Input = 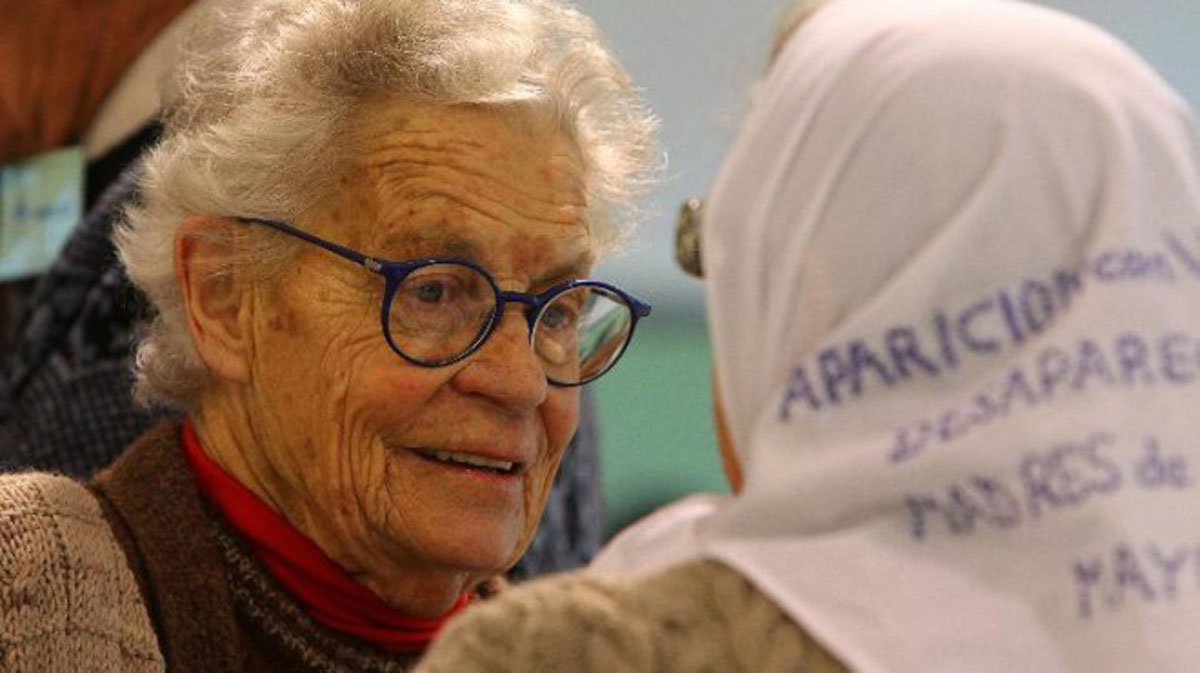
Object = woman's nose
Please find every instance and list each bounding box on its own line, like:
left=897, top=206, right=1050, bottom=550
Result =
left=450, top=309, right=547, bottom=410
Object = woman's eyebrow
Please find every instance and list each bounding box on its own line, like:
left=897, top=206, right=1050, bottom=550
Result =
left=382, top=230, right=483, bottom=260
left=532, top=251, right=593, bottom=288
left=381, top=228, right=591, bottom=284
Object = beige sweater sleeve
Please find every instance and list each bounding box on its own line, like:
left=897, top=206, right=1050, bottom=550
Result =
left=0, top=472, right=163, bottom=673
left=416, top=560, right=851, bottom=673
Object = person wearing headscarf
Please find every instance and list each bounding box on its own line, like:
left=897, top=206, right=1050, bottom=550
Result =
left=0, top=0, right=657, bottom=670
left=413, top=0, right=1200, bottom=671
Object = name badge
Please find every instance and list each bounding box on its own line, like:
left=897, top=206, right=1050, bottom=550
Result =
left=0, top=146, right=84, bottom=282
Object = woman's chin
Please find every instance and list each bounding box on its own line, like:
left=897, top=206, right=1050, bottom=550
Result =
left=372, top=446, right=532, bottom=574
left=366, top=506, right=525, bottom=585
left=418, top=522, right=524, bottom=576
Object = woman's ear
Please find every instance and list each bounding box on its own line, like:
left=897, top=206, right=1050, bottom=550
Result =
left=175, top=216, right=252, bottom=384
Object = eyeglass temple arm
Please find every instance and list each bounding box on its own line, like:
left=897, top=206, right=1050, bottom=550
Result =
left=630, top=297, right=652, bottom=317
left=240, top=217, right=384, bottom=273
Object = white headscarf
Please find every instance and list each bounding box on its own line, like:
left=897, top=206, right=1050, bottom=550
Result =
left=592, top=0, right=1200, bottom=671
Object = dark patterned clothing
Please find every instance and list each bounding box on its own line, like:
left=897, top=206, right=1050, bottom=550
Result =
left=213, top=527, right=422, bottom=672
left=0, top=165, right=170, bottom=478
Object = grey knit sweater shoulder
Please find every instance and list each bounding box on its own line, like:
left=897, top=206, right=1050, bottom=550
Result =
left=0, top=472, right=163, bottom=672
left=414, top=559, right=852, bottom=673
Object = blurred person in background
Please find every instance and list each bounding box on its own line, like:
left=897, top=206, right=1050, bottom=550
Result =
left=414, top=0, right=1200, bottom=671
left=0, top=0, right=656, bottom=670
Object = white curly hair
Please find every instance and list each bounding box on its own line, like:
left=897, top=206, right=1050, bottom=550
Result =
left=116, top=0, right=659, bottom=407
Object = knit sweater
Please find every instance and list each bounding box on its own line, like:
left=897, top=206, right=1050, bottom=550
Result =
left=0, top=472, right=162, bottom=672
left=0, top=422, right=429, bottom=671
left=414, top=559, right=853, bottom=673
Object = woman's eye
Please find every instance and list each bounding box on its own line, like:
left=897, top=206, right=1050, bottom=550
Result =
left=414, top=281, right=448, bottom=303
left=403, top=274, right=467, bottom=306
left=542, top=305, right=578, bottom=329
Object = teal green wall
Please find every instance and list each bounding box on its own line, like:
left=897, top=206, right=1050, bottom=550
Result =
left=592, top=315, right=728, bottom=536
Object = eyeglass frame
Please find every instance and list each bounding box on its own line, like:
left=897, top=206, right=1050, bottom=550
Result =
left=235, top=216, right=652, bottom=387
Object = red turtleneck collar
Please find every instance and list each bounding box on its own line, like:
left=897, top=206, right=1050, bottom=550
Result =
left=180, top=420, right=468, bottom=653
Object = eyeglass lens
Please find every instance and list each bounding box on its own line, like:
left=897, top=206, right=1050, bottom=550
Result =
left=385, top=263, right=634, bottom=384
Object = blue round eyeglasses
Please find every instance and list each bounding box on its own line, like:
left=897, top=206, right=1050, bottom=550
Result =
left=238, top=217, right=651, bottom=386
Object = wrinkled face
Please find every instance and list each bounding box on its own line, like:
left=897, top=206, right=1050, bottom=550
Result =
left=242, top=101, right=588, bottom=605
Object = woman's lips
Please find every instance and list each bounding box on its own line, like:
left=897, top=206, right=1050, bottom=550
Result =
left=410, top=447, right=525, bottom=476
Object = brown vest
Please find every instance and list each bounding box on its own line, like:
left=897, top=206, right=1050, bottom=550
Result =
left=93, top=421, right=422, bottom=672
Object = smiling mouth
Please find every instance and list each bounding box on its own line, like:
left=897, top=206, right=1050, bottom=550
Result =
left=414, top=449, right=522, bottom=476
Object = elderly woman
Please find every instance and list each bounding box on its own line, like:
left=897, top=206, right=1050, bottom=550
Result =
left=0, top=0, right=655, bottom=670
left=412, top=0, right=1200, bottom=671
